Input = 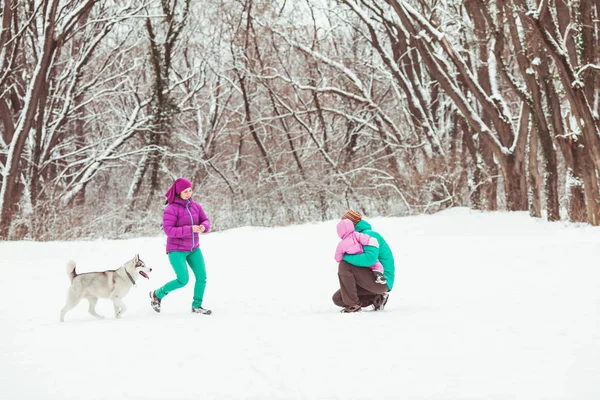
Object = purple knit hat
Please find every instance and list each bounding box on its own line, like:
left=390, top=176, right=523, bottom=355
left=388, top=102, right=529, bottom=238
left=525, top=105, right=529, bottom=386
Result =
left=165, top=178, right=192, bottom=204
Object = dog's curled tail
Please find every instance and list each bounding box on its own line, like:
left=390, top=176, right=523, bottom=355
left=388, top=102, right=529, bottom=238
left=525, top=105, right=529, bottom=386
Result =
left=66, top=259, right=77, bottom=282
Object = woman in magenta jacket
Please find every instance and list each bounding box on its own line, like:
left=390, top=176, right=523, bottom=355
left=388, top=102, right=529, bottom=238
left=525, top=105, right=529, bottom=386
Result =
left=149, top=178, right=212, bottom=315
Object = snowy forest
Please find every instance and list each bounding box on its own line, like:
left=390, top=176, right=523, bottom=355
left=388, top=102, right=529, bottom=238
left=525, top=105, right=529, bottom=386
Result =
left=1, top=0, right=600, bottom=240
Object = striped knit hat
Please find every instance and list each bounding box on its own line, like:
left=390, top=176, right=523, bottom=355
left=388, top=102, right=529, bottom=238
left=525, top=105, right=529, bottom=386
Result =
left=342, top=209, right=362, bottom=224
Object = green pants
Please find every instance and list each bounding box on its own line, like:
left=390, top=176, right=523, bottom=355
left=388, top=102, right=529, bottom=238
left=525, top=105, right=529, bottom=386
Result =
left=156, top=248, right=207, bottom=308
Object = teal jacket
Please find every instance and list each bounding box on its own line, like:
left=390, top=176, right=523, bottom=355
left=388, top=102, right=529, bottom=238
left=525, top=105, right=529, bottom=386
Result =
left=343, top=220, right=395, bottom=290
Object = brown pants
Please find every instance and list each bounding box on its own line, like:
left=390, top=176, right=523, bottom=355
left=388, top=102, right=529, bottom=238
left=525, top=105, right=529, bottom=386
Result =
left=332, top=261, right=389, bottom=307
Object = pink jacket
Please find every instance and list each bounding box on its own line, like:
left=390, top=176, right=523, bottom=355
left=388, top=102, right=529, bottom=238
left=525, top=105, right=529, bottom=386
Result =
left=335, top=219, right=383, bottom=272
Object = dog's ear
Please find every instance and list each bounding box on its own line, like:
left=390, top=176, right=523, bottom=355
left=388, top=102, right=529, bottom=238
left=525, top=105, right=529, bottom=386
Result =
left=134, top=253, right=139, bottom=262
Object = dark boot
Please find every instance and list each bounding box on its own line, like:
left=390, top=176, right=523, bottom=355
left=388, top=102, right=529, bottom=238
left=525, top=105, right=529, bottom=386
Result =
left=340, top=304, right=362, bottom=313
left=372, top=292, right=389, bottom=311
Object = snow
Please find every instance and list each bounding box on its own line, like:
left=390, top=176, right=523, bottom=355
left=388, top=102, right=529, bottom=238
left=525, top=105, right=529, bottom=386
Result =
left=1, top=208, right=599, bottom=400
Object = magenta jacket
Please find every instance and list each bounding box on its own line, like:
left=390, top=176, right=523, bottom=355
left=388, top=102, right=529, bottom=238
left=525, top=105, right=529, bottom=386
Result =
left=163, top=197, right=210, bottom=253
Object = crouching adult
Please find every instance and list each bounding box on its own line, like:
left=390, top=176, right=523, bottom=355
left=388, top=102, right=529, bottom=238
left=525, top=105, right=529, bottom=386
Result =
left=332, top=210, right=395, bottom=313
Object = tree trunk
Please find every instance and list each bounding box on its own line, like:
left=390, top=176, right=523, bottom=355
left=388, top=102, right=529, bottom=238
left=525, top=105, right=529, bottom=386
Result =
left=500, top=153, right=528, bottom=211
left=0, top=1, right=60, bottom=238
left=527, top=110, right=542, bottom=218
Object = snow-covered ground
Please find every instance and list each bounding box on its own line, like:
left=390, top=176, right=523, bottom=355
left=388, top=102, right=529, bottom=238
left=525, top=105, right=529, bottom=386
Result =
left=1, top=208, right=599, bottom=400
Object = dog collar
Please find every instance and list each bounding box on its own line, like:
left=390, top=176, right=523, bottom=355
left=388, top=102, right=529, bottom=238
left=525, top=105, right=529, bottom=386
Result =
left=125, top=269, right=136, bottom=287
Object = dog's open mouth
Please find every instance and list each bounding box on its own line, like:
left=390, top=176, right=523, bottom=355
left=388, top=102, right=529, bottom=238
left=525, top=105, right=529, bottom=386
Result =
left=139, top=271, right=150, bottom=279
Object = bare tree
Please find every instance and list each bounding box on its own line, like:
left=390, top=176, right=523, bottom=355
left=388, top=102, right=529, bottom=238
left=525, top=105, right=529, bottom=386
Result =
left=3, top=0, right=600, bottom=239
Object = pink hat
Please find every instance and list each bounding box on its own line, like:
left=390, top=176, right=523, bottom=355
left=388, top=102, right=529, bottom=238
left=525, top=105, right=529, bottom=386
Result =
left=165, top=178, right=192, bottom=204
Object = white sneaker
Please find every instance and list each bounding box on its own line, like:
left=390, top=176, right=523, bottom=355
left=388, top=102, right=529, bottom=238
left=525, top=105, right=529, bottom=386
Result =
left=191, top=306, right=212, bottom=315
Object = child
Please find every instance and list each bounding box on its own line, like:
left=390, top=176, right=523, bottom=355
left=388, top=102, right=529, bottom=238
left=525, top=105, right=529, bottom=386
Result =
left=335, top=218, right=387, bottom=285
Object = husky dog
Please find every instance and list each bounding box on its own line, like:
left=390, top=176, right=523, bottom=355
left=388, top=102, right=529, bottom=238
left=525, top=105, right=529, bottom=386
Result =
left=60, top=254, right=152, bottom=322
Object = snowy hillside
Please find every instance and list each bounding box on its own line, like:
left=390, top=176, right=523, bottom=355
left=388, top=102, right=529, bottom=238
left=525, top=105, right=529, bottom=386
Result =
left=1, top=208, right=599, bottom=400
